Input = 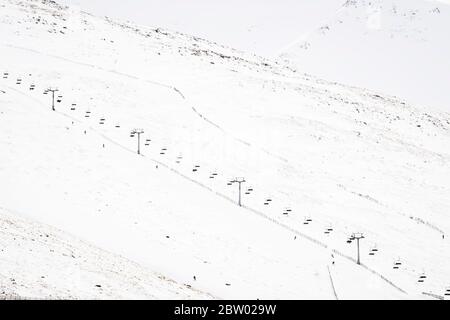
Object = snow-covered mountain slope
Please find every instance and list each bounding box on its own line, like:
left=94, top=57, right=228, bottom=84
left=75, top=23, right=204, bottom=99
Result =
left=279, top=0, right=450, bottom=112
left=0, top=207, right=211, bottom=299
left=0, top=0, right=449, bottom=299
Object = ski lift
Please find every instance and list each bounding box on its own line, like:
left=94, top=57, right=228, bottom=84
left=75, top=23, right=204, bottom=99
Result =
left=192, top=168, right=198, bottom=172
left=264, top=202, right=269, bottom=205
left=29, top=84, right=35, bottom=90
left=369, top=246, right=378, bottom=256
left=115, top=125, right=120, bottom=128
left=445, top=288, right=450, bottom=296
left=393, top=260, right=402, bottom=269
left=418, top=274, right=427, bottom=283
left=324, top=226, right=333, bottom=234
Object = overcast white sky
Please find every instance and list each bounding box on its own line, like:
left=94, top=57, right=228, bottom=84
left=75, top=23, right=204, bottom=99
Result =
left=58, top=0, right=343, bottom=57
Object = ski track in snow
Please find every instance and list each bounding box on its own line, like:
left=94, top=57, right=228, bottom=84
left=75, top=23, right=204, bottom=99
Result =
left=327, top=266, right=339, bottom=300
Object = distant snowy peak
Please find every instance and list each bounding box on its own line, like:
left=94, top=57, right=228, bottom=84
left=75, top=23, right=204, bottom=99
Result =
left=278, top=0, right=450, bottom=111
left=282, top=0, right=447, bottom=54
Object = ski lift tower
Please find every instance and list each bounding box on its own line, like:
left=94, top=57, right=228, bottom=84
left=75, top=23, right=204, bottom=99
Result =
left=47, top=87, right=58, bottom=111
left=230, top=177, right=246, bottom=207
left=349, top=232, right=365, bottom=265
left=130, top=128, right=144, bottom=155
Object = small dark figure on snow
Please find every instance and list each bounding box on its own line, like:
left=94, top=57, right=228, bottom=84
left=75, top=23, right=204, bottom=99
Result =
left=193, top=276, right=196, bottom=281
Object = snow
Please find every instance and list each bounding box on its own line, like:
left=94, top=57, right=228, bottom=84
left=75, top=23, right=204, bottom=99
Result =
left=0, top=0, right=449, bottom=299
left=0, top=207, right=212, bottom=299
